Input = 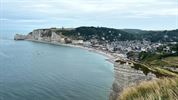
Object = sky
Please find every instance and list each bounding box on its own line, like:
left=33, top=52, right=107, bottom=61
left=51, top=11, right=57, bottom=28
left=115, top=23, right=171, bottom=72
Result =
left=0, top=0, right=178, bottom=35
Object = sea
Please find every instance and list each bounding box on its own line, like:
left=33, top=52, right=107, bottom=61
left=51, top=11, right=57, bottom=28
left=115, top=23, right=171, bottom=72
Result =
left=0, top=36, right=113, bottom=100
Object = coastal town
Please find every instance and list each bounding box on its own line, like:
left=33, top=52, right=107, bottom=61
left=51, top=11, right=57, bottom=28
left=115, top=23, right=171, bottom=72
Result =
left=2, top=0, right=178, bottom=99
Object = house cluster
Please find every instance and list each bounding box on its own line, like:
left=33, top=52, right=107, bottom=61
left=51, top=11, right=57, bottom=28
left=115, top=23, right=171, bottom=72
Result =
left=106, top=40, right=152, bottom=53
left=73, top=39, right=177, bottom=59
left=155, top=42, right=178, bottom=54
left=79, top=40, right=153, bottom=54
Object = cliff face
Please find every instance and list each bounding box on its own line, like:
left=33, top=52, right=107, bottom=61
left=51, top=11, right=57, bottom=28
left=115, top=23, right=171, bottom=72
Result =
left=51, top=32, right=62, bottom=42
left=25, top=29, right=66, bottom=43
left=109, top=62, right=156, bottom=100
left=30, top=29, right=52, bottom=41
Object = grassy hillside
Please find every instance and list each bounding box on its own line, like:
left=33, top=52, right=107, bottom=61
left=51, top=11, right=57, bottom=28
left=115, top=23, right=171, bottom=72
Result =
left=119, top=77, right=178, bottom=100
left=139, top=53, right=178, bottom=68
left=120, top=50, right=178, bottom=100
left=138, top=43, right=178, bottom=69
left=132, top=62, right=178, bottom=77
left=163, top=57, right=178, bottom=67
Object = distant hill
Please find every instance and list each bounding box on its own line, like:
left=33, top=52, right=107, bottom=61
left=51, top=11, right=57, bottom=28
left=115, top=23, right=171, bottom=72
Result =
left=141, top=29, right=178, bottom=42
left=121, top=29, right=146, bottom=34
left=54, top=26, right=136, bottom=42
left=122, top=29, right=178, bottom=42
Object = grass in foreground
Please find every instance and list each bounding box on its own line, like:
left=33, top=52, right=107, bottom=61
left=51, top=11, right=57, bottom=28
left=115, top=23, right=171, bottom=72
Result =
left=119, top=77, right=178, bottom=100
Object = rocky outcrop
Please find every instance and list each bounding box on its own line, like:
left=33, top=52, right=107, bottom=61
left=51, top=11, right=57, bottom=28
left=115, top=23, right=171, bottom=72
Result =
left=24, top=29, right=72, bottom=44
left=15, top=28, right=81, bottom=45
left=14, top=34, right=27, bottom=40
left=109, top=62, right=156, bottom=100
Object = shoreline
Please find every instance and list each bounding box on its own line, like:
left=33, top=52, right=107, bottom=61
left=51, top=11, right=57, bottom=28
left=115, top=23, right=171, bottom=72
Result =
left=26, top=39, right=117, bottom=64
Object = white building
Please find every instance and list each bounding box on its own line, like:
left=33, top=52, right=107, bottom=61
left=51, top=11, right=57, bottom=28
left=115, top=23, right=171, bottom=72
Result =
left=72, top=40, right=84, bottom=44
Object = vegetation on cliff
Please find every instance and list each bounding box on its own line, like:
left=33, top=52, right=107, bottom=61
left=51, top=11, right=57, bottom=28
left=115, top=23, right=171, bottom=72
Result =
left=53, top=27, right=178, bottom=42
left=55, top=27, right=135, bottom=41
left=122, top=29, right=178, bottom=42
left=138, top=44, right=178, bottom=69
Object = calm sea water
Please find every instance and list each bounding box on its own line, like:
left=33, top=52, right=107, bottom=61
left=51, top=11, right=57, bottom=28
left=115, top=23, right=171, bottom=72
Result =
left=0, top=39, right=113, bottom=100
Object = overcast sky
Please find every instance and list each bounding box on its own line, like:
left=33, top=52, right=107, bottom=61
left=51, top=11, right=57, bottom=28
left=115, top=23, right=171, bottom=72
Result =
left=0, top=0, right=178, bottom=34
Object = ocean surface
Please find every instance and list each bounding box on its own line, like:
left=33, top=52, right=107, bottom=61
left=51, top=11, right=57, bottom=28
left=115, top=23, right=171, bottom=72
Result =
left=0, top=39, right=113, bottom=100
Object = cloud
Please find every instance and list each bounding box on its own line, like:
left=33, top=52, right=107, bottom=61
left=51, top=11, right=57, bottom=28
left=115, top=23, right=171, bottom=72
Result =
left=15, top=19, right=46, bottom=23
left=0, top=18, right=46, bottom=23
left=1, top=0, right=178, bottom=30
left=6, top=0, right=177, bottom=16
left=0, top=18, right=9, bottom=21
